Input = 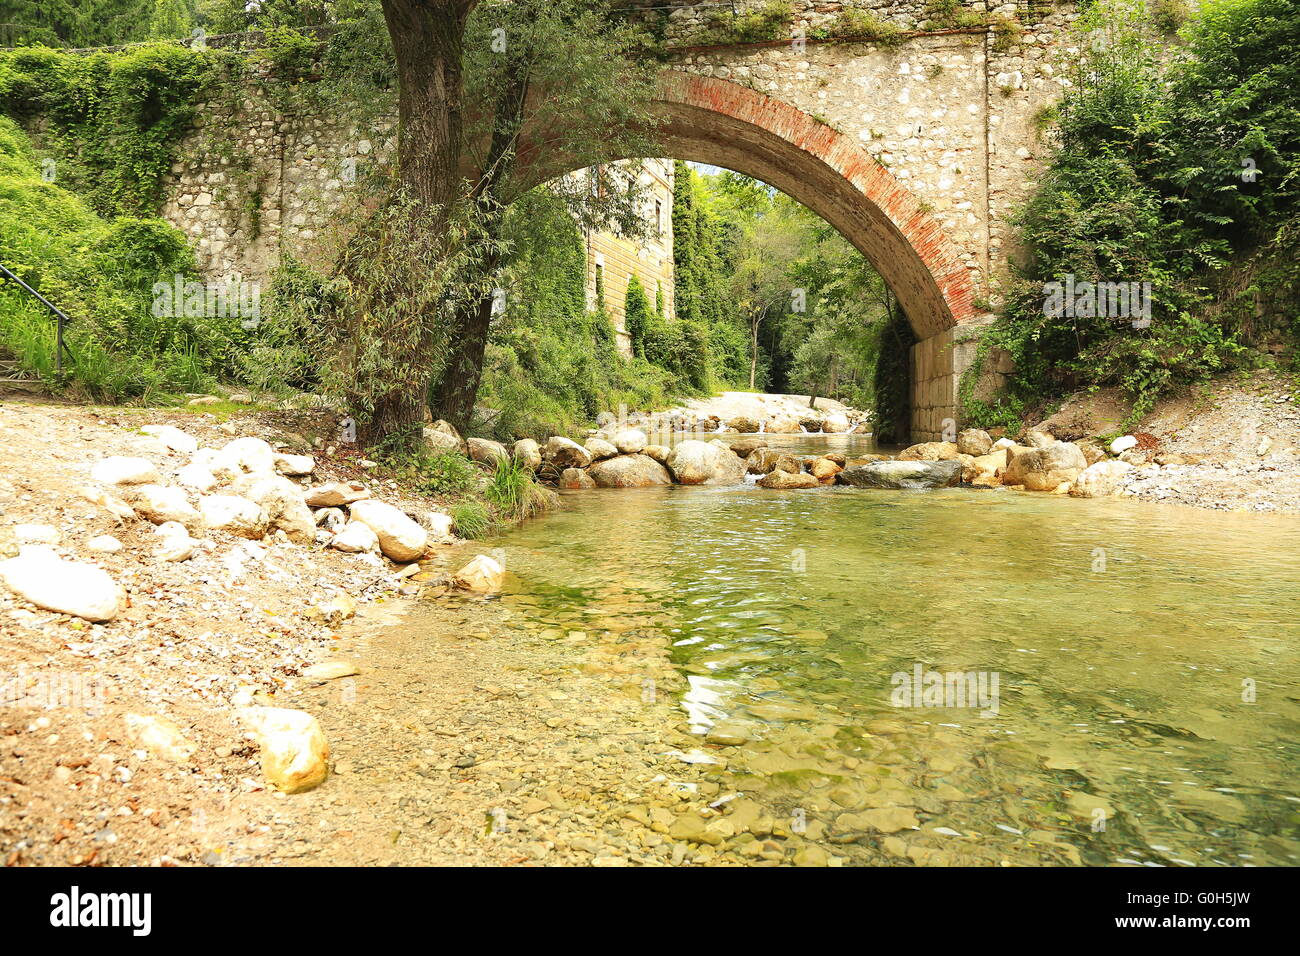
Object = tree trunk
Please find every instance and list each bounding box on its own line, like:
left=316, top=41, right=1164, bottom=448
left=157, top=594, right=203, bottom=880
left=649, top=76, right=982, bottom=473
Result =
left=358, top=1, right=475, bottom=450
left=430, top=39, right=531, bottom=433
left=749, top=319, right=759, bottom=390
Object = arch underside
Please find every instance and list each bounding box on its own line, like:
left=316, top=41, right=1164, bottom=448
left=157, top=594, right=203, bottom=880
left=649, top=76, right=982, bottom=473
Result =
left=654, top=102, right=963, bottom=341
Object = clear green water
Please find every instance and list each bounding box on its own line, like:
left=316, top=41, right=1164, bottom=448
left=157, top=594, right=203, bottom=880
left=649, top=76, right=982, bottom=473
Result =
left=482, top=451, right=1300, bottom=865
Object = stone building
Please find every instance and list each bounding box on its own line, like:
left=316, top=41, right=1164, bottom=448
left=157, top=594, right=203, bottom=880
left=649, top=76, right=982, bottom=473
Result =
left=581, top=159, right=677, bottom=358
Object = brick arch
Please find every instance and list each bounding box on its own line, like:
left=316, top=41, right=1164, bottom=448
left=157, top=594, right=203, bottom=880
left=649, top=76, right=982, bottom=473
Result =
left=648, top=71, right=976, bottom=341
left=517, top=70, right=978, bottom=439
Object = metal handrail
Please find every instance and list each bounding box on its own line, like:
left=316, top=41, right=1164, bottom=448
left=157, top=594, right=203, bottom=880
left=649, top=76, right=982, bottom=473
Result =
left=0, top=263, right=75, bottom=375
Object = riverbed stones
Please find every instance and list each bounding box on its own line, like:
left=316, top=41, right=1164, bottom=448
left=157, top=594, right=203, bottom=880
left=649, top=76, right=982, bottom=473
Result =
left=642, top=445, right=670, bottom=464
left=544, top=436, right=593, bottom=470
left=1110, top=434, right=1139, bottom=455
left=239, top=707, right=330, bottom=794
left=467, top=437, right=509, bottom=468
left=1069, top=459, right=1133, bottom=498
left=1002, top=441, right=1087, bottom=492
left=86, top=534, right=123, bottom=553
left=126, top=485, right=202, bottom=531
left=91, top=456, right=161, bottom=486
left=0, top=547, right=123, bottom=622
left=199, top=494, right=268, bottom=538
left=585, top=436, right=619, bottom=461
left=512, top=439, right=542, bottom=470
left=330, top=520, right=379, bottom=553
left=758, top=469, right=819, bottom=489
left=212, top=436, right=277, bottom=477
left=154, top=522, right=198, bottom=562
left=140, top=424, right=199, bottom=454
left=558, top=467, right=596, bottom=489
left=125, top=713, right=195, bottom=762
left=837, top=460, right=963, bottom=490
left=956, top=428, right=993, bottom=457
left=177, top=462, right=218, bottom=492
left=453, top=553, right=504, bottom=593
left=612, top=428, right=648, bottom=454
left=897, top=441, right=959, bottom=461
left=587, top=454, right=673, bottom=487
left=1024, top=430, right=1056, bottom=448
left=273, top=452, right=315, bottom=476
left=821, top=411, right=850, bottom=433
left=304, top=481, right=370, bottom=507
left=729, top=416, right=760, bottom=433
left=230, top=473, right=315, bottom=544
left=348, top=499, right=428, bottom=562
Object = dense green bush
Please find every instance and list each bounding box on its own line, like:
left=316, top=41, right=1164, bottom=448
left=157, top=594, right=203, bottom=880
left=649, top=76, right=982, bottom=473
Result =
left=0, top=43, right=220, bottom=217
left=0, top=116, right=282, bottom=401
left=966, top=0, right=1300, bottom=425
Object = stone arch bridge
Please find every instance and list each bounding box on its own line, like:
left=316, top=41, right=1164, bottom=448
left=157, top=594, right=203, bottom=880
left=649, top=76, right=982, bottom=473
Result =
left=164, top=1, right=1080, bottom=440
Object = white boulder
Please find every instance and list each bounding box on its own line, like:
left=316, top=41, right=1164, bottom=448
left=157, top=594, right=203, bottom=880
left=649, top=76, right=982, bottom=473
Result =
left=330, top=520, right=379, bottom=553
left=140, top=424, right=198, bottom=454
left=91, top=456, right=160, bottom=486
left=0, top=547, right=123, bottom=622
left=453, top=553, right=504, bottom=593
left=239, top=707, right=330, bottom=794
left=199, top=494, right=269, bottom=539
left=347, top=500, right=428, bottom=562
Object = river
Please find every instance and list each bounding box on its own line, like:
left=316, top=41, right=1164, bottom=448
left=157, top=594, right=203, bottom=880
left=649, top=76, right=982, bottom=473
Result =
left=465, top=433, right=1300, bottom=866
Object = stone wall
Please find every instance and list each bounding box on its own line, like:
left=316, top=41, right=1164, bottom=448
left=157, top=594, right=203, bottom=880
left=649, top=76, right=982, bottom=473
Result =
left=156, top=1, right=1086, bottom=439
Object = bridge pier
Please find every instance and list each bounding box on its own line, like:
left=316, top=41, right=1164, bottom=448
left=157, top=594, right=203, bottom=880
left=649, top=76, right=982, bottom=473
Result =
left=909, top=318, right=1005, bottom=442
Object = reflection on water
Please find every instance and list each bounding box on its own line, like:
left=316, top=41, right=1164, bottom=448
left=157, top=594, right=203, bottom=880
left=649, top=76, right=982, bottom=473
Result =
left=484, top=475, right=1300, bottom=866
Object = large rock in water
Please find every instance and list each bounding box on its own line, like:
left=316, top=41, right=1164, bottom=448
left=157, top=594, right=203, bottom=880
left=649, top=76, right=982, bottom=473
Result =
left=612, top=429, right=648, bottom=454
left=758, top=469, right=819, bottom=489
left=821, top=411, right=850, bottom=433
left=587, top=454, right=673, bottom=487
left=558, top=467, right=595, bottom=489
left=665, top=440, right=745, bottom=485
left=453, top=553, right=504, bottom=593
left=1002, top=441, right=1087, bottom=491
left=585, top=436, right=619, bottom=461
left=837, top=460, right=963, bottom=490
left=347, top=500, right=428, bottom=562
left=729, top=416, right=760, bottom=433
left=0, top=547, right=123, bottom=621
left=897, top=441, right=959, bottom=461
left=544, top=436, right=592, bottom=470
left=765, top=415, right=802, bottom=434
left=745, top=447, right=798, bottom=475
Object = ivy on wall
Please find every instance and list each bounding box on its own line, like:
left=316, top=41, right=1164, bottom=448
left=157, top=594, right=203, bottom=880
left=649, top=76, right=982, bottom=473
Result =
left=0, top=43, right=223, bottom=217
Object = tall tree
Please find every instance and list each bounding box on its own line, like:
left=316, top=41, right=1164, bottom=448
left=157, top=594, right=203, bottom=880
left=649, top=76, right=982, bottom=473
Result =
left=422, top=0, right=658, bottom=433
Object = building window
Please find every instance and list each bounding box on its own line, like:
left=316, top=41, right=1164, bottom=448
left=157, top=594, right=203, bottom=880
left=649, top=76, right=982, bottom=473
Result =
left=654, top=199, right=663, bottom=236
